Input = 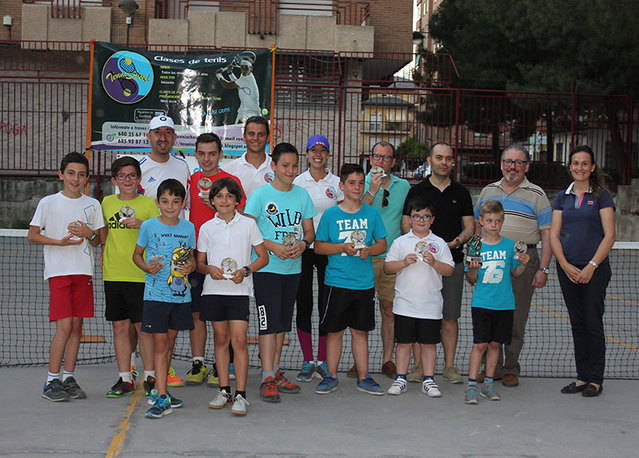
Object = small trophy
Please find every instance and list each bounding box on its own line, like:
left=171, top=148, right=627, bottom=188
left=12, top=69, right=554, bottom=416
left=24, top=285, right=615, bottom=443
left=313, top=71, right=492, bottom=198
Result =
left=282, top=232, right=297, bottom=248
left=370, top=166, right=387, bottom=178
left=147, top=255, right=165, bottom=267
left=221, top=257, right=238, bottom=279
left=67, top=220, right=83, bottom=240
left=415, top=241, right=428, bottom=262
left=118, top=205, right=135, bottom=220
left=514, top=240, right=527, bottom=260
left=464, top=235, right=483, bottom=266
left=198, top=177, right=213, bottom=199
left=350, top=229, right=367, bottom=250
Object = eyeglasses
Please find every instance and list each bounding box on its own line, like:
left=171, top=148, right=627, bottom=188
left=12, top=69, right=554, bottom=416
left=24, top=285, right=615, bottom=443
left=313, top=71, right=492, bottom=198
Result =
left=116, top=173, right=138, bottom=181
left=382, top=189, right=390, bottom=207
left=410, top=214, right=433, bottom=222
left=502, top=159, right=528, bottom=168
left=372, top=153, right=393, bottom=162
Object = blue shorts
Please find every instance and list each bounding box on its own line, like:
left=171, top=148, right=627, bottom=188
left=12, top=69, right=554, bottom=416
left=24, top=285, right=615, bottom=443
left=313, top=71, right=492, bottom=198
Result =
left=141, top=300, right=194, bottom=333
left=253, top=272, right=300, bottom=335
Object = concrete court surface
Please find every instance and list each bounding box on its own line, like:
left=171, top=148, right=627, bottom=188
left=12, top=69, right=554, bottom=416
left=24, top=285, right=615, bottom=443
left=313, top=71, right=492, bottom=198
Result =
left=1, top=362, right=636, bottom=458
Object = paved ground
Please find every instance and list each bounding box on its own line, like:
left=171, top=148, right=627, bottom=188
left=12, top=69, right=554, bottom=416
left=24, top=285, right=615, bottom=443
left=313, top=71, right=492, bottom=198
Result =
left=1, top=362, right=637, bottom=457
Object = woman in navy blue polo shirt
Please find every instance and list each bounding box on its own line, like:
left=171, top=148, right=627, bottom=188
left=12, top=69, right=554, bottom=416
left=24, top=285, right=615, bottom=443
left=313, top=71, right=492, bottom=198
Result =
left=550, top=145, right=615, bottom=397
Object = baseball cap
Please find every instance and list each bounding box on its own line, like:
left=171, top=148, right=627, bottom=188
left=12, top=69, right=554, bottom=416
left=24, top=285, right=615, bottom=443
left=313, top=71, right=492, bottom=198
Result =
left=148, top=115, right=175, bottom=132
left=306, top=134, right=330, bottom=152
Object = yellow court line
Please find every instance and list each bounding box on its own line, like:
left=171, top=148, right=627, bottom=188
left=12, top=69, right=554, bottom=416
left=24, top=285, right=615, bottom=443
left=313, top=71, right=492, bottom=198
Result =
left=532, top=303, right=639, bottom=352
left=608, top=294, right=639, bottom=307
left=105, top=384, right=144, bottom=458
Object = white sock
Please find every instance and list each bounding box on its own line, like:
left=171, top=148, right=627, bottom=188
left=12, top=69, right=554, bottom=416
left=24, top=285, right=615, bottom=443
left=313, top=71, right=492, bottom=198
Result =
left=62, top=371, right=73, bottom=381
left=47, top=372, right=59, bottom=383
left=144, top=370, right=156, bottom=379
left=193, top=356, right=204, bottom=363
left=120, top=371, right=132, bottom=383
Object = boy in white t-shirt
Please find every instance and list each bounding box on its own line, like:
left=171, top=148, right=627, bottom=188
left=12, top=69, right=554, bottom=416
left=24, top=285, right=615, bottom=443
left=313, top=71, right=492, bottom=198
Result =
left=196, top=177, right=268, bottom=416
left=28, top=152, right=105, bottom=402
left=383, top=198, right=454, bottom=397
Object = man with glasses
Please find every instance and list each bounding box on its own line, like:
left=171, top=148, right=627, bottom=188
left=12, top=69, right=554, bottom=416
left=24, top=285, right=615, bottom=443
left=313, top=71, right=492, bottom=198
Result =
left=474, top=144, right=552, bottom=387
left=354, top=141, right=410, bottom=379
left=400, top=142, right=475, bottom=384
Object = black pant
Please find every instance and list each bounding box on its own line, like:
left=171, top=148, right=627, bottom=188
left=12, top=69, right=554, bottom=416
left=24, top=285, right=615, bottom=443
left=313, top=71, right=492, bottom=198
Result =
left=296, top=248, right=328, bottom=336
left=557, top=261, right=611, bottom=385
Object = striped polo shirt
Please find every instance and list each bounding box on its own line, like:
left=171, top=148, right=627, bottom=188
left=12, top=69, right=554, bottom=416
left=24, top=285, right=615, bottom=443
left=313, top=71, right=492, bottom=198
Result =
left=474, top=177, right=552, bottom=244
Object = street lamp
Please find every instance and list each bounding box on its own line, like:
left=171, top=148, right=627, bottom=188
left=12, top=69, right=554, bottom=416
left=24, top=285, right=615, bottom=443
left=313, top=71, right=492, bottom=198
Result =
left=118, top=0, right=138, bottom=45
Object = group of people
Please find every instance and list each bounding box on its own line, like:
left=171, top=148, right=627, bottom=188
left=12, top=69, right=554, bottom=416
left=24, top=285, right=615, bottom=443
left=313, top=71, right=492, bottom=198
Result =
left=29, top=113, right=615, bottom=419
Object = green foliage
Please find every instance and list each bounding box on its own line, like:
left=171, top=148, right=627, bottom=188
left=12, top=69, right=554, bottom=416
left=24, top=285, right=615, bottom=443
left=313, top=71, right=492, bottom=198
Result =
left=396, top=137, right=428, bottom=159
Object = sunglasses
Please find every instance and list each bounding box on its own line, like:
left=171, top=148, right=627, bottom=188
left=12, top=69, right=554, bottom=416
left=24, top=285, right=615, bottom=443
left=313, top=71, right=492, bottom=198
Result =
left=382, top=189, right=390, bottom=207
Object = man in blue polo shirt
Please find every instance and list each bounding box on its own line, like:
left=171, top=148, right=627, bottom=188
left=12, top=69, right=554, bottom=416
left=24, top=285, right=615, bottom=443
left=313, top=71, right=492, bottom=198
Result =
left=359, top=141, right=410, bottom=378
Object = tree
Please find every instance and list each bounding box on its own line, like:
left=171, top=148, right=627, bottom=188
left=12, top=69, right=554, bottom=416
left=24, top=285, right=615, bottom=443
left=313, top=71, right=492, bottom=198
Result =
left=429, top=0, right=639, bottom=175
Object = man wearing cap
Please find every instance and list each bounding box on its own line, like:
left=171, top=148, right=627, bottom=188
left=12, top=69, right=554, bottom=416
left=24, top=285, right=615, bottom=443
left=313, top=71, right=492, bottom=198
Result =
left=400, top=142, right=475, bottom=384
left=292, top=135, right=343, bottom=382
left=140, top=115, right=190, bottom=199
left=222, top=116, right=272, bottom=198
left=357, top=141, right=410, bottom=378
left=474, top=144, right=552, bottom=387
left=216, top=52, right=261, bottom=124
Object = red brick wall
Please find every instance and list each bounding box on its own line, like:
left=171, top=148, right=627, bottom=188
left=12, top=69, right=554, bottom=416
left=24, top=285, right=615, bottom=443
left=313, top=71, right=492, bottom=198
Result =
left=367, top=0, right=413, bottom=53
left=0, top=0, right=23, bottom=40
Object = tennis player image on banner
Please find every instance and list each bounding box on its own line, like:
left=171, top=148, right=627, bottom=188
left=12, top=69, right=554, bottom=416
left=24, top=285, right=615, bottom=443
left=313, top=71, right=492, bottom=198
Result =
left=90, top=42, right=273, bottom=157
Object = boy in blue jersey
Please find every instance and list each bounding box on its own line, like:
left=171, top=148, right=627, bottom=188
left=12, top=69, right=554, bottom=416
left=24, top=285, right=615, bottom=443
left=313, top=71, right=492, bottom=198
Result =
left=464, top=200, right=529, bottom=404
left=244, top=142, right=316, bottom=403
left=133, top=179, right=196, bottom=418
left=314, top=163, right=387, bottom=396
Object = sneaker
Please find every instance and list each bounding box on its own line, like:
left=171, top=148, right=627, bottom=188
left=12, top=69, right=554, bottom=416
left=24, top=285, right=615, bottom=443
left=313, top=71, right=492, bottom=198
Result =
left=387, top=377, right=407, bottom=395
left=442, top=366, right=464, bottom=384
left=167, top=391, right=184, bottom=408
left=315, top=361, right=328, bottom=379
left=464, top=386, right=479, bottom=405
left=208, top=389, right=232, bottom=409
left=422, top=379, right=442, bottom=398
left=296, top=361, right=316, bottom=382
left=229, top=363, right=236, bottom=381
left=315, top=374, right=339, bottom=394
left=207, top=365, right=220, bottom=387
left=147, top=388, right=159, bottom=406
left=145, top=394, right=172, bottom=419
left=144, top=375, right=156, bottom=398
left=106, top=377, right=135, bottom=398
left=407, top=365, right=423, bottom=383
left=62, top=377, right=87, bottom=399
left=260, top=376, right=281, bottom=403
left=167, top=366, right=185, bottom=387
left=346, top=363, right=358, bottom=378
left=381, top=360, right=397, bottom=379
left=275, top=369, right=301, bottom=394
left=186, top=360, right=208, bottom=385
left=130, top=365, right=139, bottom=384
left=42, top=379, right=70, bottom=402
left=356, top=374, right=384, bottom=396
left=231, top=393, right=250, bottom=416
left=480, top=383, right=501, bottom=401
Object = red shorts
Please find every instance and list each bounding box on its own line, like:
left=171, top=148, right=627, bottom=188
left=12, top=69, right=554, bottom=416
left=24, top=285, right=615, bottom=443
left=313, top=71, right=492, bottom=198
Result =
left=48, top=275, right=95, bottom=321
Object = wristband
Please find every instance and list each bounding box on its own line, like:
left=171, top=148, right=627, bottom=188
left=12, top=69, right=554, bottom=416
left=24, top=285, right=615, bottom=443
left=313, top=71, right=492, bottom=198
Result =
left=366, top=190, right=376, bottom=198
left=303, top=239, right=311, bottom=249
left=588, top=260, right=598, bottom=268
left=87, top=231, right=97, bottom=242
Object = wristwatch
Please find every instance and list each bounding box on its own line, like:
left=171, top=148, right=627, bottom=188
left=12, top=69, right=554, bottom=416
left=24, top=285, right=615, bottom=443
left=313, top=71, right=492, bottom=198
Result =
left=87, top=231, right=97, bottom=242
left=242, top=266, right=251, bottom=277
left=539, top=267, right=550, bottom=275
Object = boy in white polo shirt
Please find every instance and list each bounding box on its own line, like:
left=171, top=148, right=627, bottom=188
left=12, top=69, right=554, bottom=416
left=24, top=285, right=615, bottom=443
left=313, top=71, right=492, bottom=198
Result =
left=383, top=197, right=454, bottom=397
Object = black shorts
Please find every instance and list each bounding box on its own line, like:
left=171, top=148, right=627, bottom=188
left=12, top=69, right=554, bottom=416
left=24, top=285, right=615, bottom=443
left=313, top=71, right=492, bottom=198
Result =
left=200, top=295, right=250, bottom=322
left=471, top=307, right=513, bottom=344
left=104, top=281, right=145, bottom=323
left=394, top=314, right=441, bottom=345
left=321, top=286, right=375, bottom=333
left=141, top=300, right=194, bottom=334
left=189, top=271, right=205, bottom=313
left=253, top=272, right=300, bottom=335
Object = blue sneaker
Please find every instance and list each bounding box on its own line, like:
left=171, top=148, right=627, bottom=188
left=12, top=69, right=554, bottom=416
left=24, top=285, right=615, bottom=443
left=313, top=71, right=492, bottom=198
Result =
left=229, top=362, right=236, bottom=381
left=167, top=391, right=184, bottom=408
left=145, top=394, right=172, bottom=419
left=147, top=388, right=159, bottom=406
left=357, top=374, right=384, bottom=396
left=315, top=361, right=328, bottom=379
left=296, top=361, right=316, bottom=382
left=315, top=374, right=339, bottom=394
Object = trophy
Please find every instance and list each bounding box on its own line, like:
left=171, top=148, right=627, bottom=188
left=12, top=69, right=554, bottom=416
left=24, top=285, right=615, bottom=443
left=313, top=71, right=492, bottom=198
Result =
left=172, top=247, right=193, bottom=266
left=370, top=166, right=387, bottom=178
left=147, top=255, right=165, bottom=267
left=350, top=229, right=367, bottom=250
left=221, top=257, right=238, bottom=279
left=198, top=177, right=213, bottom=199
left=464, top=235, right=483, bottom=266
left=67, top=220, right=83, bottom=240
left=118, top=205, right=135, bottom=220
left=415, top=241, right=428, bottom=262
left=514, top=240, right=527, bottom=260
left=282, top=232, right=297, bottom=248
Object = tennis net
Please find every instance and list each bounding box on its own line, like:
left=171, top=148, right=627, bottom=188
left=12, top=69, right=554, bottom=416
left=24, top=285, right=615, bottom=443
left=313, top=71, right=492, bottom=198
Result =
left=1, top=229, right=637, bottom=379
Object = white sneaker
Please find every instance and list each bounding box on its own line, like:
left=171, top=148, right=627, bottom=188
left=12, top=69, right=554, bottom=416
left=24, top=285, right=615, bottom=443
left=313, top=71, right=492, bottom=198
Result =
left=208, top=389, right=231, bottom=409
left=231, top=393, right=249, bottom=416
left=422, top=378, right=442, bottom=397
left=387, top=377, right=407, bottom=395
